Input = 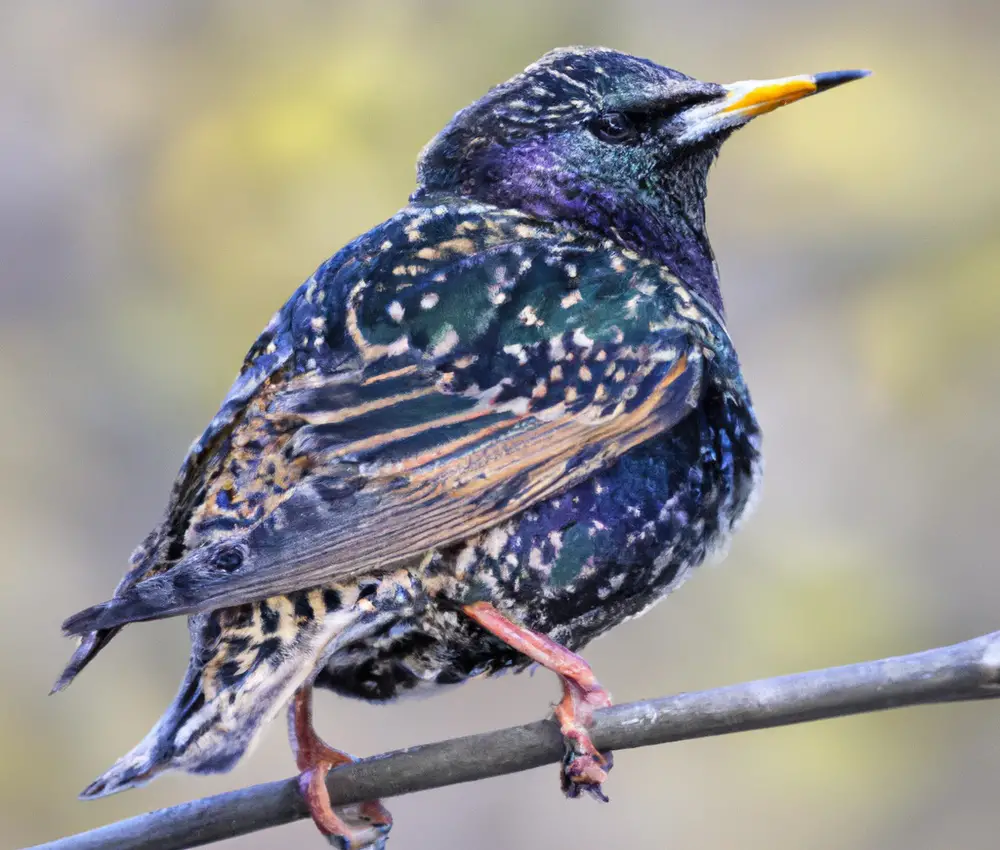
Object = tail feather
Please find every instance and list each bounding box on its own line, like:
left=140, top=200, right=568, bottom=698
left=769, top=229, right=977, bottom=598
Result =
left=50, top=628, right=121, bottom=694
left=74, top=581, right=404, bottom=801
left=79, top=736, right=165, bottom=799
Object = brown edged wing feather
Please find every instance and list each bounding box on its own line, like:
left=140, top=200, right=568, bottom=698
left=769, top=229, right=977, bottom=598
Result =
left=62, top=335, right=702, bottom=634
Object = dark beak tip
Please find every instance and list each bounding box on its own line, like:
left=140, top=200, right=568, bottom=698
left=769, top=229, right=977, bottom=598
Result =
left=814, top=69, right=873, bottom=91
left=80, top=779, right=106, bottom=799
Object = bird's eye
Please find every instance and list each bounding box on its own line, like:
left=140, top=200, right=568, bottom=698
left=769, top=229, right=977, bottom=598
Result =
left=588, top=112, right=638, bottom=144
left=212, top=546, right=244, bottom=572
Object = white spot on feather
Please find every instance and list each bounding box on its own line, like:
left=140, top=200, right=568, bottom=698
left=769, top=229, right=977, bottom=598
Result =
left=431, top=325, right=459, bottom=357
left=519, top=305, right=542, bottom=327
left=387, top=336, right=410, bottom=357
left=484, top=527, right=510, bottom=560
left=561, top=290, right=582, bottom=309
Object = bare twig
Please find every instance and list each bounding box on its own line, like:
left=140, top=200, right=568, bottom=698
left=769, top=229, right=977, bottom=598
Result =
left=26, top=631, right=1000, bottom=850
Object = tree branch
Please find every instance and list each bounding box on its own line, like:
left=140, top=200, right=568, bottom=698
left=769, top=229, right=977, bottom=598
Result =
left=27, top=631, right=1000, bottom=850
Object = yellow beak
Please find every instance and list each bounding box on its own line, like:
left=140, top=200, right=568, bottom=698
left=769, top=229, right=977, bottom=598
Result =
left=677, top=69, right=871, bottom=142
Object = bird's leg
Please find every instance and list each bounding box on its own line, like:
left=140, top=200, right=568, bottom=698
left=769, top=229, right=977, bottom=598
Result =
left=288, top=686, right=392, bottom=850
left=461, top=601, right=613, bottom=801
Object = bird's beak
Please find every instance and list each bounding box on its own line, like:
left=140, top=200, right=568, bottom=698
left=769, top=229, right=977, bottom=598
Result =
left=676, top=69, right=871, bottom=144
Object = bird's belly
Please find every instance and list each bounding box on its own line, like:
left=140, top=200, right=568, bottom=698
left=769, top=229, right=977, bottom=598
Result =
left=317, top=385, right=761, bottom=702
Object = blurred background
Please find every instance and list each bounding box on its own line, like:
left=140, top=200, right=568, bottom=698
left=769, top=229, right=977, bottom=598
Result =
left=3, top=1, right=999, bottom=848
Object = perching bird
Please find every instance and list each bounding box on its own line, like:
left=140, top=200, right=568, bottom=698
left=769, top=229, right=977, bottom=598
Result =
left=57, top=48, right=869, bottom=849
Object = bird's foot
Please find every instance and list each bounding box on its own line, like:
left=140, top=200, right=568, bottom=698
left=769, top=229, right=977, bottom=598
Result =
left=289, top=687, right=392, bottom=849
left=555, top=677, right=613, bottom=801
left=299, top=765, right=392, bottom=850
left=461, top=601, right=614, bottom=802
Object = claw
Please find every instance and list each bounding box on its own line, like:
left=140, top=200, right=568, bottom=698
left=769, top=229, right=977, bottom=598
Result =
left=562, top=748, right=613, bottom=801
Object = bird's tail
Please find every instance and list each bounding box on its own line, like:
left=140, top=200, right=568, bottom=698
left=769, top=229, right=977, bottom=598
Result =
left=77, top=584, right=399, bottom=799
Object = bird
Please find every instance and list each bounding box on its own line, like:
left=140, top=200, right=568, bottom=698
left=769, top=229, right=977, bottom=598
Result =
left=56, top=47, right=869, bottom=849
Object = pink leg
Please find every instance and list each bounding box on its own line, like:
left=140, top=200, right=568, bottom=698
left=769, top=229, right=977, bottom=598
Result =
left=462, top=601, right=613, bottom=800
left=289, top=686, right=392, bottom=849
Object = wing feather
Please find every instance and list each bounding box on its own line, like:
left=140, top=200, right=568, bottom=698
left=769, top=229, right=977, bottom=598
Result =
left=63, top=345, right=700, bottom=634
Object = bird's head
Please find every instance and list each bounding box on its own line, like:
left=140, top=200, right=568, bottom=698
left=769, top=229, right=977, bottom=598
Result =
left=416, top=47, right=868, bottom=313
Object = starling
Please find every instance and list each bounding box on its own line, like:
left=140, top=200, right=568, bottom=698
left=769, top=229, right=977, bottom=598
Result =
left=57, top=48, right=869, bottom=849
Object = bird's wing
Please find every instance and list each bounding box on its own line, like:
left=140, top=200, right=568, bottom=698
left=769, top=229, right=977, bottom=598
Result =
left=63, top=235, right=714, bottom=634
